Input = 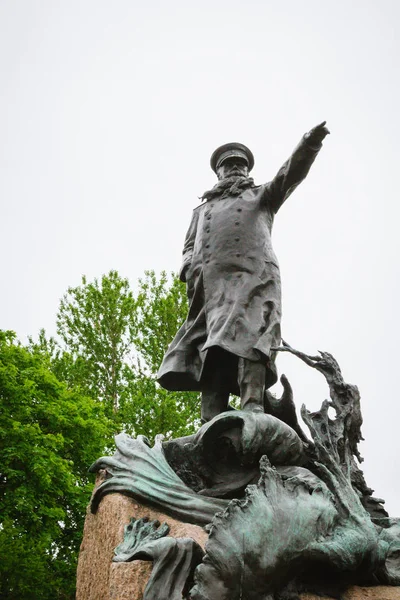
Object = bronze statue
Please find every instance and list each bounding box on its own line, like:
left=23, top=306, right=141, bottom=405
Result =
left=86, top=121, right=400, bottom=599
left=157, top=122, right=330, bottom=422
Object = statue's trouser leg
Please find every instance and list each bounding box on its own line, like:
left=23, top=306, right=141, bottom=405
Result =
left=238, top=358, right=266, bottom=413
left=200, top=348, right=237, bottom=422
left=201, top=386, right=230, bottom=423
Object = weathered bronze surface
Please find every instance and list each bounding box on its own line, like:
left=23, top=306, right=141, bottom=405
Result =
left=90, top=343, right=400, bottom=599
left=83, top=124, right=400, bottom=599
left=157, top=123, right=329, bottom=422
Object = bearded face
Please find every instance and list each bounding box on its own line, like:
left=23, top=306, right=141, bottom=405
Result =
left=216, top=157, right=249, bottom=181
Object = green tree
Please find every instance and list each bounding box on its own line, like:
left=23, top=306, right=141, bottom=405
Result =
left=131, top=270, right=189, bottom=372
left=56, top=271, right=136, bottom=416
left=0, top=331, right=112, bottom=600
left=38, top=270, right=200, bottom=440
left=123, top=270, right=200, bottom=438
left=0, top=270, right=200, bottom=598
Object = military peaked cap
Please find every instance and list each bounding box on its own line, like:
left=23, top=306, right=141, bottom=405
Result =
left=210, top=142, right=255, bottom=173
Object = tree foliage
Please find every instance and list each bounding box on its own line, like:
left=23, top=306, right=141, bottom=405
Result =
left=131, top=270, right=189, bottom=372
left=1, top=269, right=200, bottom=598
left=0, top=330, right=112, bottom=600
left=45, top=270, right=200, bottom=439
left=125, top=270, right=200, bottom=438
left=56, top=271, right=136, bottom=415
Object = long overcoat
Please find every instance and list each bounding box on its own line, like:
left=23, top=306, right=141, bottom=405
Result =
left=157, top=136, right=321, bottom=394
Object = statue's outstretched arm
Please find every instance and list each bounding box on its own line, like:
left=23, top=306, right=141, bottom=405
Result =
left=266, top=121, right=330, bottom=214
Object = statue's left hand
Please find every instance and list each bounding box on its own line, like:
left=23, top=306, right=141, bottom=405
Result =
left=305, top=121, right=330, bottom=145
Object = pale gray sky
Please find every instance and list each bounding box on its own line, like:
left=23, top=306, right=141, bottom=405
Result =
left=1, top=0, right=399, bottom=514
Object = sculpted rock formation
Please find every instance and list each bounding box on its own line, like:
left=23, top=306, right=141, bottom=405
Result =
left=87, top=343, right=400, bottom=599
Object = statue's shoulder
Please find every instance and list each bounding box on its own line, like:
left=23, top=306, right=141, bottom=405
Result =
left=246, top=182, right=265, bottom=191
left=243, top=183, right=268, bottom=197
left=252, top=183, right=264, bottom=193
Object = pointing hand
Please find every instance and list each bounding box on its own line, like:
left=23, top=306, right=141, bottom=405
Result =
left=305, top=121, right=330, bottom=145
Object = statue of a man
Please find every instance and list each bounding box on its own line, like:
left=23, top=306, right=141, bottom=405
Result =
left=157, top=122, right=329, bottom=422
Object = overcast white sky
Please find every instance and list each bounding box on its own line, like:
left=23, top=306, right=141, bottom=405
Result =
left=1, top=0, right=399, bottom=514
